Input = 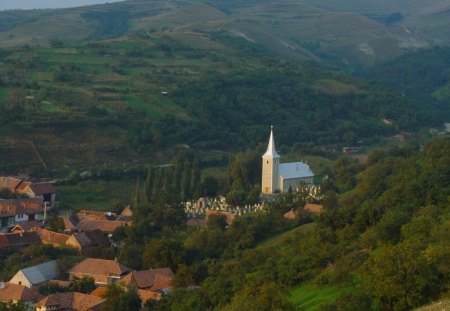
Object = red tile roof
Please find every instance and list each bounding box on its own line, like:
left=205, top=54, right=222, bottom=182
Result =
left=0, top=177, right=24, bottom=192
left=70, top=230, right=109, bottom=248
left=0, top=199, right=44, bottom=217
left=283, top=209, right=297, bottom=220
left=68, top=258, right=131, bottom=277
left=121, top=268, right=174, bottom=290
left=28, top=183, right=55, bottom=195
left=35, top=292, right=104, bottom=310
left=0, top=232, right=41, bottom=248
left=138, top=289, right=161, bottom=302
left=304, top=203, right=323, bottom=214
left=0, top=282, right=42, bottom=302
left=11, top=221, right=44, bottom=233
left=35, top=228, right=70, bottom=245
left=90, top=287, right=107, bottom=298
left=76, top=219, right=128, bottom=233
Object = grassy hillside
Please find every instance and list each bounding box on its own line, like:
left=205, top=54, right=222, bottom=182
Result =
left=0, top=0, right=450, bottom=67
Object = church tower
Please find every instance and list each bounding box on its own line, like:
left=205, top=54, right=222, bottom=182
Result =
left=262, top=126, right=280, bottom=194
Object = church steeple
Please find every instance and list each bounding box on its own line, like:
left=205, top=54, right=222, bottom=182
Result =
left=263, top=125, right=280, bottom=158
left=261, top=125, right=280, bottom=194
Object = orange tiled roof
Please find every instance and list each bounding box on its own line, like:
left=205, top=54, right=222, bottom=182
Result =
left=0, top=177, right=25, bottom=192
left=35, top=292, right=104, bottom=310
left=68, top=258, right=131, bottom=277
left=28, top=183, right=55, bottom=195
left=90, top=287, right=108, bottom=298
left=11, top=221, right=44, bottom=233
left=121, top=268, right=174, bottom=290
left=35, top=228, right=70, bottom=245
left=70, top=230, right=109, bottom=248
left=304, top=203, right=323, bottom=214
left=76, top=219, right=128, bottom=233
left=283, top=209, right=297, bottom=220
left=77, top=210, right=117, bottom=221
left=138, top=289, right=161, bottom=302
left=0, top=199, right=44, bottom=217
left=0, top=232, right=41, bottom=249
left=0, top=282, right=42, bottom=302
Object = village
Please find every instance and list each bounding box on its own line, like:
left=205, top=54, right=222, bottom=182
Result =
left=0, top=128, right=324, bottom=310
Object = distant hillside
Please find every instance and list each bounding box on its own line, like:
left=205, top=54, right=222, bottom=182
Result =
left=1, top=0, right=450, bottom=67
left=363, top=46, right=450, bottom=123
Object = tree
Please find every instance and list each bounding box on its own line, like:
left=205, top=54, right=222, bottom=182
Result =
left=222, top=281, right=295, bottom=311
left=47, top=216, right=65, bottom=232
left=361, top=240, right=440, bottom=310
left=100, top=284, right=141, bottom=311
left=144, top=164, right=154, bottom=203
left=143, top=238, right=185, bottom=271
left=191, top=159, right=201, bottom=199
left=70, top=277, right=95, bottom=294
left=181, top=159, right=191, bottom=201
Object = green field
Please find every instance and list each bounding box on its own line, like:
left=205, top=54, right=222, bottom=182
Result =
left=56, top=179, right=136, bottom=211
left=288, top=283, right=347, bottom=310
left=257, top=223, right=316, bottom=249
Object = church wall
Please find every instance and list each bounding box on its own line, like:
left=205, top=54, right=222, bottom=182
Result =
left=262, top=156, right=279, bottom=194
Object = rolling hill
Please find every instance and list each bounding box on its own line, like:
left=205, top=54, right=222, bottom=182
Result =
left=1, top=0, right=450, bottom=67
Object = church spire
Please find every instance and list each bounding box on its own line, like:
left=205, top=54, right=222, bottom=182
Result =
left=263, top=125, right=280, bottom=158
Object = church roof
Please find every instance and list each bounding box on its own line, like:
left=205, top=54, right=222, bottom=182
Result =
left=263, top=126, right=280, bottom=158
left=279, top=162, right=314, bottom=180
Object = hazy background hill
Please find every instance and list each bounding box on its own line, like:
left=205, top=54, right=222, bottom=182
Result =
left=1, top=0, right=450, bottom=67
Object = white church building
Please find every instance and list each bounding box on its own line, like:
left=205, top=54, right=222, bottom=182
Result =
left=262, top=126, right=314, bottom=194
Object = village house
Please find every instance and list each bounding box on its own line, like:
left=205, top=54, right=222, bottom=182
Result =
left=0, top=177, right=56, bottom=205
left=9, top=260, right=58, bottom=288
left=11, top=221, right=44, bottom=233
left=0, top=199, right=45, bottom=230
left=68, top=258, right=131, bottom=286
left=0, top=232, right=41, bottom=249
left=261, top=127, right=314, bottom=195
left=35, top=228, right=70, bottom=246
left=62, top=210, right=130, bottom=234
left=0, top=282, right=42, bottom=311
left=35, top=292, right=105, bottom=311
left=65, top=230, right=110, bottom=252
left=120, top=268, right=174, bottom=292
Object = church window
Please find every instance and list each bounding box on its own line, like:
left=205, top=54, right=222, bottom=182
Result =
left=266, top=160, right=269, bottom=164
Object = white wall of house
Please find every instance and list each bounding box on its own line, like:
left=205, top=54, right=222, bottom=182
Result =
left=14, top=214, right=29, bottom=223
left=10, top=271, right=33, bottom=288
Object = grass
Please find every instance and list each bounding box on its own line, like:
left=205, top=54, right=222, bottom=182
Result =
left=124, top=95, right=163, bottom=116
left=288, top=283, right=347, bottom=310
left=257, top=223, right=316, bottom=249
left=41, top=101, right=66, bottom=112
left=56, top=179, right=135, bottom=211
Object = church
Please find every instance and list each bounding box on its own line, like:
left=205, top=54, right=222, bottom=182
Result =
left=262, top=126, right=314, bottom=194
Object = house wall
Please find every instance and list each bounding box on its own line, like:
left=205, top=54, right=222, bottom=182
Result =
left=69, top=272, right=120, bottom=285
left=10, top=271, right=33, bottom=288
left=65, top=236, right=82, bottom=250
left=15, top=214, right=29, bottom=222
